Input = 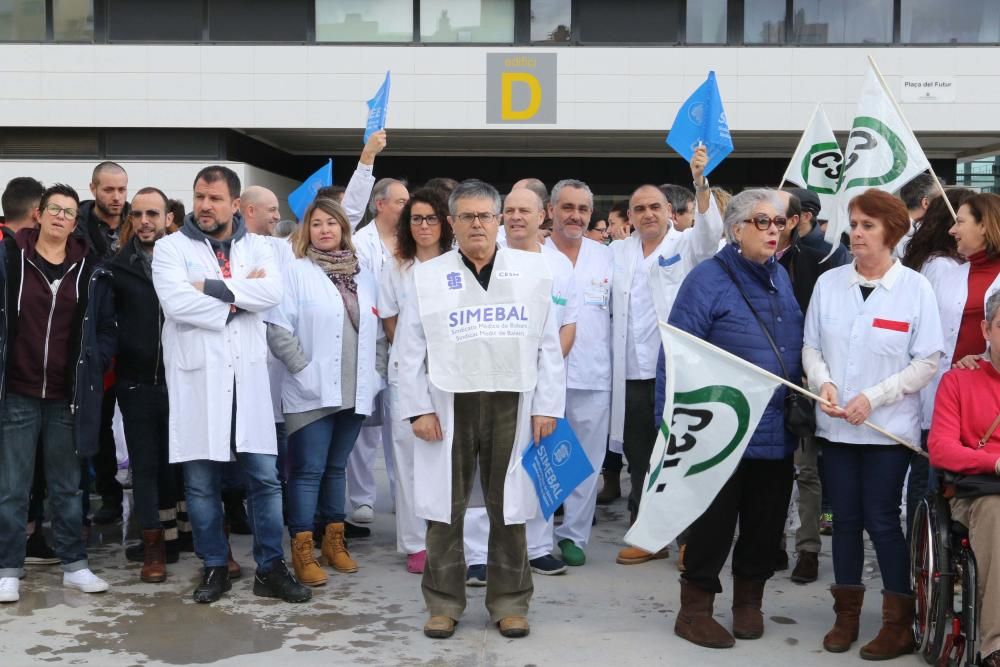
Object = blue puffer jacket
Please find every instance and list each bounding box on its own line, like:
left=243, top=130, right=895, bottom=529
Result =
left=656, top=243, right=804, bottom=459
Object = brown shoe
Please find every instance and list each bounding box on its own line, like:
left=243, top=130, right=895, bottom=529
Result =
left=616, top=545, right=669, bottom=565
left=497, top=616, right=530, bottom=638
left=291, top=532, right=327, bottom=587
left=982, top=650, right=1000, bottom=667
left=596, top=473, right=621, bottom=505
left=859, top=590, right=915, bottom=660
left=732, top=577, right=765, bottom=640
left=140, top=529, right=167, bottom=583
left=224, top=525, right=242, bottom=579
left=791, top=551, right=819, bottom=584
left=674, top=579, right=735, bottom=649
left=677, top=543, right=687, bottom=572
left=423, top=615, right=457, bottom=639
left=823, top=585, right=865, bottom=652
left=322, top=522, right=358, bottom=573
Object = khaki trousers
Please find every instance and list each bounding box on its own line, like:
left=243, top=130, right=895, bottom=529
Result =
left=421, top=391, right=532, bottom=623
left=951, top=494, right=1000, bottom=658
left=794, top=436, right=822, bottom=554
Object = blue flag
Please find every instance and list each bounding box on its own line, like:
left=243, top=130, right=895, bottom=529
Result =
left=364, top=71, right=391, bottom=143
left=288, top=159, right=332, bottom=222
left=521, top=419, right=595, bottom=520
left=666, top=71, right=733, bottom=177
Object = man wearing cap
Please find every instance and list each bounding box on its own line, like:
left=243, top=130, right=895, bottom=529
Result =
left=784, top=187, right=849, bottom=265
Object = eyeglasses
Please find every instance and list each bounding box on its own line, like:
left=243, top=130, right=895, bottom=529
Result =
left=744, top=215, right=788, bottom=231
left=454, top=212, right=498, bottom=225
left=128, top=209, right=162, bottom=220
left=409, top=214, right=440, bottom=227
left=44, top=204, right=78, bottom=221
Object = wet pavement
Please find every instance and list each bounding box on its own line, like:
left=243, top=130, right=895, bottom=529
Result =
left=2, top=464, right=918, bottom=667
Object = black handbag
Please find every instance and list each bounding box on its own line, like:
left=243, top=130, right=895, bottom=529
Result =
left=714, top=258, right=816, bottom=438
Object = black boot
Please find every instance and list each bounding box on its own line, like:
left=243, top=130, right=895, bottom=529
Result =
left=193, top=566, right=231, bottom=604
left=253, top=560, right=312, bottom=603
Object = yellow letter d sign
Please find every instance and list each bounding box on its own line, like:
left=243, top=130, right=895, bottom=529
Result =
left=501, top=72, right=542, bottom=121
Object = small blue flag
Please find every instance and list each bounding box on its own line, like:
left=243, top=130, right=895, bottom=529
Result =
left=288, top=159, right=333, bottom=222
left=521, top=419, right=595, bottom=520
left=364, top=71, right=391, bottom=143
left=666, top=71, right=733, bottom=177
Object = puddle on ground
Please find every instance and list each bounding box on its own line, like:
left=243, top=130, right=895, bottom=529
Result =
left=770, top=615, right=797, bottom=625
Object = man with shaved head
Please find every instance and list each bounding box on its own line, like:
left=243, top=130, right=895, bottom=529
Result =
left=240, top=186, right=281, bottom=237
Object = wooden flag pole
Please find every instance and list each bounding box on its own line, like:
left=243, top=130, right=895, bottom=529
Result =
left=866, top=54, right=958, bottom=222
left=777, top=102, right=823, bottom=190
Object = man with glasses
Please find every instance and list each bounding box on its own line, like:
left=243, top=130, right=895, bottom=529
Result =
left=611, top=147, right=724, bottom=566
left=0, top=184, right=117, bottom=603
left=396, top=179, right=565, bottom=639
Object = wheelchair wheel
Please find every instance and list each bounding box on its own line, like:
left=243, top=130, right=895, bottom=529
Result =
left=958, top=545, right=978, bottom=667
left=910, top=496, right=952, bottom=663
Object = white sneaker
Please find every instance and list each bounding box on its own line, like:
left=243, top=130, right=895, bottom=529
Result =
left=350, top=504, right=374, bottom=523
left=63, top=569, right=110, bottom=594
left=0, top=577, right=19, bottom=602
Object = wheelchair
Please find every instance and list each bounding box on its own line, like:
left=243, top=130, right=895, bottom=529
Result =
left=910, top=474, right=981, bottom=666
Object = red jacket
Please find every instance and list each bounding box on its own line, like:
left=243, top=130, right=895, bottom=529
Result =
left=929, top=359, right=1000, bottom=475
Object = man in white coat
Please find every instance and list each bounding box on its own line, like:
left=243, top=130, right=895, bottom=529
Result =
left=396, top=180, right=565, bottom=640
left=152, top=166, right=310, bottom=605
left=610, top=147, right=722, bottom=565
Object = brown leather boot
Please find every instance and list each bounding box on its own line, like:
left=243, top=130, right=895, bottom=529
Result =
left=322, top=522, right=358, bottom=573
left=291, top=532, right=327, bottom=587
left=859, top=590, right=915, bottom=660
left=674, top=579, right=736, bottom=649
left=732, top=577, right=765, bottom=639
left=791, top=550, right=819, bottom=584
left=140, top=529, right=167, bottom=583
left=823, top=585, right=865, bottom=652
left=224, top=525, right=242, bottom=579
left=596, top=473, right=621, bottom=505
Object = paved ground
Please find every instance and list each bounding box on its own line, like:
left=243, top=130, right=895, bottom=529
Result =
left=1, top=460, right=921, bottom=667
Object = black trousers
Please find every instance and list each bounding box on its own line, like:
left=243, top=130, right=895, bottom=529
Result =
left=621, top=379, right=656, bottom=515
left=117, top=381, right=176, bottom=531
left=681, top=457, right=795, bottom=594
left=92, top=385, right=122, bottom=505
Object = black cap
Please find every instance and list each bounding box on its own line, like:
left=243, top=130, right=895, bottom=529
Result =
left=784, top=187, right=821, bottom=216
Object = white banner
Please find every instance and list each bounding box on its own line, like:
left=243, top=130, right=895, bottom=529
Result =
left=624, top=323, right=781, bottom=553
left=782, top=104, right=843, bottom=220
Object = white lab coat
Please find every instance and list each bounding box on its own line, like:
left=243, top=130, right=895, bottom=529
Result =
left=152, top=230, right=282, bottom=463
left=265, top=236, right=296, bottom=422
left=265, top=258, right=378, bottom=417
left=394, top=249, right=566, bottom=525
left=609, top=195, right=723, bottom=442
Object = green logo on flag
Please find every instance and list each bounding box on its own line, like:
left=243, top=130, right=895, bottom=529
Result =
left=839, top=116, right=908, bottom=190
left=800, top=141, right=843, bottom=195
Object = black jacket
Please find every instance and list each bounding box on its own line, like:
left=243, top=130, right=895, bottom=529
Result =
left=109, top=238, right=164, bottom=386
left=75, top=200, right=128, bottom=261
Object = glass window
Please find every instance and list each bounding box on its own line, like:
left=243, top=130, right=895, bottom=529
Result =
left=316, top=0, right=413, bottom=42
left=420, top=0, right=514, bottom=43
left=686, top=0, right=726, bottom=43
left=108, top=0, right=203, bottom=41
left=53, top=0, right=93, bottom=41
left=792, top=0, right=892, bottom=44
left=208, top=0, right=309, bottom=41
left=577, top=0, right=681, bottom=43
left=531, top=0, right=570, bottom=43
left=901, top=0, right=1000, bottom=44
left=744, top=0, right=786, bottom=44
left=0, top=0, right=45, bottom=41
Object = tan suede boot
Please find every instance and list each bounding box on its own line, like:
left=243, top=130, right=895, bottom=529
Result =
left=732, top=577, right=765, bottom=639
left=322, top=522, right=358, bottom=573
left=674, top=580, right=736, bottom=649
left=291, top=532, right=327, bottom=587
left=823, top=585, right=865, bottom=652
left=859, top=590, right=915, bottom=660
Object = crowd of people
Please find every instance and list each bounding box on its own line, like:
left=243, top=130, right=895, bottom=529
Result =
left=1, top=130, right=999, bottom=665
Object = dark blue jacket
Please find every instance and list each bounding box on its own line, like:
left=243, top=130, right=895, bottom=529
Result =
left=657, top=243, right=804, bottom=459
left=0, top=240, right=116, bottom=457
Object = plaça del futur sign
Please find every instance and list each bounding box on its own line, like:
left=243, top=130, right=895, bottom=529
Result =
left=486, top=53, right=557, bottom=124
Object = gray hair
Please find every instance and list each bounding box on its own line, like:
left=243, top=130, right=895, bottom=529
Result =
left=550, top=179, right=594, bottom=210
left=987, top=290, right=1000, bottom=325
left=273, top=219, right=296, bottom=239
left=449, top=179, right=501, bottom=217
left=368, top=177, right=404, bottom=215
left=724, top=189, right=785, bottom=242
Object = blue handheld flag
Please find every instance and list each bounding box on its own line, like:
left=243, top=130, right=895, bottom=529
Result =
left=288, top=159, right=333, bottom=222
left=521, top=419, right=595, bottom=520
left=364, top=71, right=391, bottom=143
left=666, top=71, right=733, bottom=177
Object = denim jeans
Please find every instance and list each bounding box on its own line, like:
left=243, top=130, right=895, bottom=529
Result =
left=117, top=381, right=175, bottom=530
left=0, top=393, right=88, bottom=576
left=183, top=452, right=284, bottom=572
left=286, top=410, right=365, bottom=535
left=821, top=440, right=912, bottom=594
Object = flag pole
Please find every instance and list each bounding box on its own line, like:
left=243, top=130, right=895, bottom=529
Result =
left=866, top=54, right=957, bottom=221
left=661, top=322, right=926, bottom=456
left=778, top=103, right=823, bottom=190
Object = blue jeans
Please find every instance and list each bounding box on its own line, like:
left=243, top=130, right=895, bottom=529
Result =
left=286, top=410, right=365, bottom=536
left=822, top=440, right=912, bottom=594
left=183, top=452, right=284, bottom=572
left=0, top=393, right=88, bottom=576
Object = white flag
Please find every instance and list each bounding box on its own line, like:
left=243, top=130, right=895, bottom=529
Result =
left=782, top=104, right=843, bottom=220
left=824, top=60, right=931, bottom=249
left=625, top=323, right=782, bottom=553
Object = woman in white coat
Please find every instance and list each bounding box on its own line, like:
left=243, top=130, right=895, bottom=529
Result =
left=265, top=198, right=378, bottom=588
left=379, top=187, right=454, bottom=575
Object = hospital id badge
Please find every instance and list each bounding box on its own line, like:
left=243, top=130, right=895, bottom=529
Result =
left=584, top=284, right=609, bottom=308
